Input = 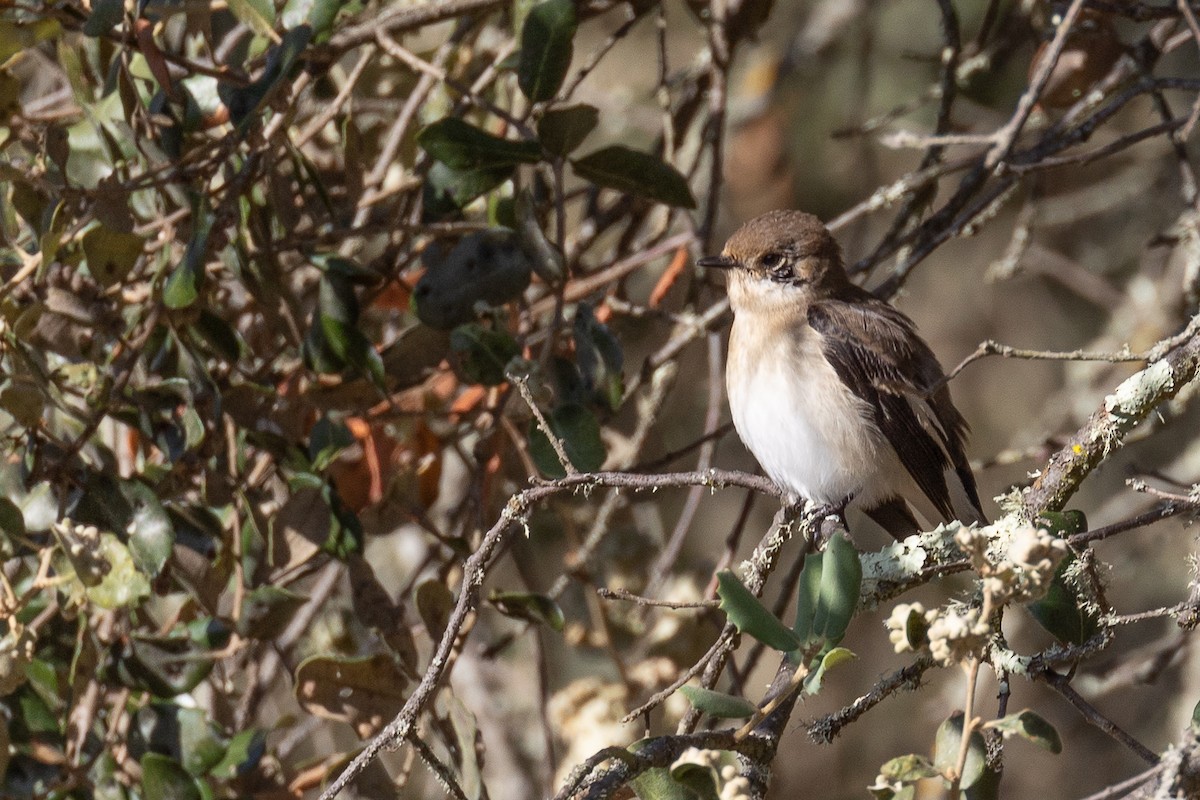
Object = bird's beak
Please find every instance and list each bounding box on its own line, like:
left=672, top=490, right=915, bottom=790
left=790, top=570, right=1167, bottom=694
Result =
left=696, top=254, right=737, bottom=270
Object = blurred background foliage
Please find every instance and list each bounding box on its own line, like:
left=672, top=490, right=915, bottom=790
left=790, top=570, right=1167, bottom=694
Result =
left=2, top=0, right=1200, bottom=797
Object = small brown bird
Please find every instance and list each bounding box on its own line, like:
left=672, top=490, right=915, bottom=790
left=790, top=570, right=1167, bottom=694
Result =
left=1033, top=9, right=1124, bottom=110
left=698, top=210, right=985, bottom=537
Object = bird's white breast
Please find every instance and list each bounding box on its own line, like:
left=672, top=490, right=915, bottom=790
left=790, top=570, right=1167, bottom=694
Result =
left=727, top=319, right=883, bottom=505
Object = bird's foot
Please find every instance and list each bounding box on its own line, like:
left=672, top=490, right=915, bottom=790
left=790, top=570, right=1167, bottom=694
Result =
left=780, top=497, right=851, bottom=546
left=813, top=497, right=853, bottom=548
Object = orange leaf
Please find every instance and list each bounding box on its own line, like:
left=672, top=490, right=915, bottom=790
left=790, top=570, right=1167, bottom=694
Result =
left=202, top=104, right=231, bottom=129
left=594, top=300, right=612, bottom=324
left=344, top=416, right=371, bottom=440
left=648, top=247, right=689, bottom=308
left=370, top=279, right=412, bottom=312
left=450, top=384, right=487, bottom=417
left=413, top=423, right=442, bottom=508
left=330, top=418, right=399, bottom=512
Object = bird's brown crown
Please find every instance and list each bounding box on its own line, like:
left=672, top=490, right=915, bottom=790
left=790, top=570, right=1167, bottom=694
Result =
left=716, top=210, right=848, bottom=290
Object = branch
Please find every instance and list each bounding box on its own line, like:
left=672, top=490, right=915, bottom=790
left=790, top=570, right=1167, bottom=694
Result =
left=317, top=468, right=780, bottom=799
left=555, top=729, right=773, bottom=800
left=805, top=658, right=936, bottom=744
left=1023, top=314, right=1200, bottom=516
left=1124, top=727, right=1200, bottom=799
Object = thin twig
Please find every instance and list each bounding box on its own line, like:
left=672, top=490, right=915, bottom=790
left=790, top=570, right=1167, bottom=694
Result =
left=319, top=468, right=779, bottom=799
left=948, top=659, right=982, bottom=795
left=645, top=332, right=725, bottom=597
left=597, top=587, right=719, bottom=609
left=1025, top=314, right=1200, bottom=515
left=938, top=339, right=1147, bottom=390
left=1075, top=762, right=1166, bottom=800
left=1034, top=668, right=1160, bottom=764
left=806, top=658, right=935, bottom=743
left=408, top=734, right=471, bottom=800
left=983, top=0, right=1088, bottom=169
left=512, top=374, right=576, bottom=475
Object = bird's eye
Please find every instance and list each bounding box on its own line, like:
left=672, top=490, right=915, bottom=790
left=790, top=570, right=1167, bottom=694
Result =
left=760, top=252, right=784, bottom=270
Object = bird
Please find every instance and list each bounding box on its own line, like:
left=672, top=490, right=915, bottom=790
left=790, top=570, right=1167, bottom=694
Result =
left=697, top=210, right=986, bottom=538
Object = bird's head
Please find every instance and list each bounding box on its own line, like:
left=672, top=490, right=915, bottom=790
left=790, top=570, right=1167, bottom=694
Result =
left=697, top=210, right=849, bottom=313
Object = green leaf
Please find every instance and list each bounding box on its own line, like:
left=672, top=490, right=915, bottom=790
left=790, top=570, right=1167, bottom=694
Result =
left=310, top=252, right=378, bottom=282
left=313, top=272, right=385, bottom=386
left=678, top=685, right=757, bottom=719
left=163, top=212, right=212, bottom=309
left=308, top=416, right=355, bottom=472
left=83, top=0, right=125, bottom=36
left=180, top=407, right=205, bottom=450
left=0, top=497, right=26, bottom=541
left=574, top=302, right=624, bottom=410
left=933, top=712, right=987, bottom=791
left=1038, top=510, right=1087, bottom=537
left=571, top=145, right=697, bottom=208
left=812, top=533, right=862, bottom=646
left=38, top=200, right=68, bottom=266
left=321, top=480, right=363, bottom=558
left=238, top=586, right=308, bottom=640
left=192, top=310, right=242, bottom=361
left=488, top=590, right=565, bottom=631
left=802, top=646, right=856, bottom=695
left=120, top=632, right=214, bottom=697
left=792, top=550, right=823, bottom=646
left=1025, top=553, right=1101, bottom=645
left=794, top=536, right=862, bottom=653
left=877, top=753, right=941, bottom=784
left=527, top=403, right=606, bottom=477
left=1193, top=696, right=1200, bottom=731
left=175, top=708, right=227, bottom=776
left=87, top=534, right=152, bottom=609
left=450, top=324, right=521, bottom=385
left=423, top=161, right=513, bottom=218
left=715, top=570, right=801, bottom=652
left=964, top=761, right=1003, bottom=800
left=318, top=269, right=358, bottom=330
left=210, top=728, right=265, bottom=779
left=0, top=500, right=19, bottom=557
left=53, top=522, right=109, bottom=587
left=82, top=225, right=145, bottom=287
left=515, top=189, right=564, bottom=281
left=122, top=483, right=174, bottom=579
left=668, top=763, right=721, bottom=800
left=418, top=118, right=541, bottom=170
left=19, top=480, right=57, bottom=532
left=187, top=617, right=233, bottom=651
left=416, top=578, right=455, bottom=640
left=294, top=654, right=409, bottom=736
left=303, top=317, right=346, bottom=374
left=517, top=0, right=576, bottom=103
left=218, top=25, right=312, bottom=129
left=303, top=0, right=344, bottom=40
left=903, top=605, right=932, bottom=651
left=141, top=753, right=203, bottom=800
left=986, top=709, right=1063, bottom=754
left=630, top=768, right=697, bottom=800
left=445, top=693, right=483, bottom=798
left=538, top=103, right=598, bottom=156
left=0, top=383, right=42, bottom=428
left=227, top=0, right=276, bottom=39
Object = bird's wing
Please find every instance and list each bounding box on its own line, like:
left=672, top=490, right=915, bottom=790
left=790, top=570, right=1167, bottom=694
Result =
left=808, top=296, right=984, bottom=523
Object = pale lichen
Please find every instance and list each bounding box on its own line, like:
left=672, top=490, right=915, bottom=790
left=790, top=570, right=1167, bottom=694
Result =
left=1104, top=359, right=1174, bottom=419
